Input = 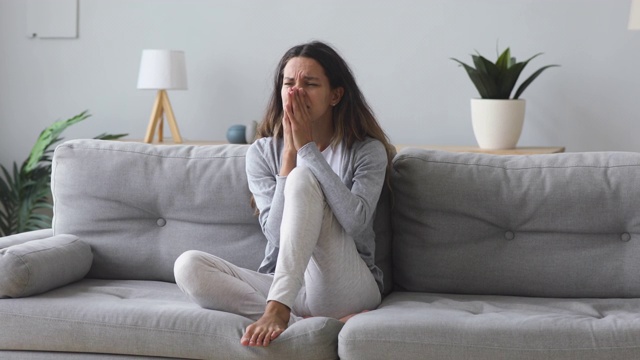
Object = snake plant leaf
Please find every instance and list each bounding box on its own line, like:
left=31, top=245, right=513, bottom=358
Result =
left=500, top=61, right=527, bottom=99
left=472, top=54, right=501, bottom=79
left=451, top=58, right=495, bottom=98
left=473, top=55, right=503, bottom=93
left=452, top=47, right=558, bottom=99
left=24, top=111, right=90, bottom=173
left=514, top=64, right=561, bottom=100
left=504, top=53, right=548, bottom=99
left=495, top=48, right=511, bottom=72
left=471, top=56, right=502, bottom=98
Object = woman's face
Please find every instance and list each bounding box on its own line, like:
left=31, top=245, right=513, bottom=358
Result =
left=281, top=57, right=342, bottom=124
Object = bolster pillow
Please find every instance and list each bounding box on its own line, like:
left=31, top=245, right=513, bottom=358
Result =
left=0, top=234, right=93, bottom=298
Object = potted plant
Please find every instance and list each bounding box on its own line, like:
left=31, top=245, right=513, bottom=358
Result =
left=451, top=47, right=559, bottom=149
left=0, top=111, right=126, bottom=236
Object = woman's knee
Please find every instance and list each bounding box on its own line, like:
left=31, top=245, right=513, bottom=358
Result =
left=174, top=250, right=208, bottom=285
left=285, top=166, right=321, bottom=197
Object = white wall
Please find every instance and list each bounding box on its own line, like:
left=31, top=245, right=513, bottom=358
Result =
left=1, top=0, right=640, bottom=168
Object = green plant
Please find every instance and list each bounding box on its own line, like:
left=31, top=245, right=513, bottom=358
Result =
left=451, top=47, right=559, bottom=100
left=0, top=111, right=127, bottom=236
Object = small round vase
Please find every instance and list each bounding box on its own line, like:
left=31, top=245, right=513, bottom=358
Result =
left=226, top=125, right=247, bottom=144
left=471, top=99, right=525, bottom=150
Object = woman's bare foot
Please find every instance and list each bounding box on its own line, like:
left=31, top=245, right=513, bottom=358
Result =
left=241, top=301, right=290, bottom=347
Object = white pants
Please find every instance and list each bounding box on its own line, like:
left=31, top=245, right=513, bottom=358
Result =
left=174, top=167, right=381, bottom=322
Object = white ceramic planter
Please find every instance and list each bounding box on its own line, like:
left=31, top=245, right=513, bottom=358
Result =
left=470, top=99, right=526, bottom=150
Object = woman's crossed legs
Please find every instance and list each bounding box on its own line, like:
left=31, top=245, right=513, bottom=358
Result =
left=174, top=166, right=380, bottom=346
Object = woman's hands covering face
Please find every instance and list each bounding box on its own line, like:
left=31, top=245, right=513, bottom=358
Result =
left=283, top=87, right=313, bottom=151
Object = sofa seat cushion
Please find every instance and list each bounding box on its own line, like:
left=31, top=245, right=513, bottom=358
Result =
left=0, top=352, right=179, bottom=359
left=0, top=279, right=343, bottom=360
left=339, top=291, right=640, bottom=360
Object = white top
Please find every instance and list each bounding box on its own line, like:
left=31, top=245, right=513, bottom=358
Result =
left=298, top=142, right=343, bottom=176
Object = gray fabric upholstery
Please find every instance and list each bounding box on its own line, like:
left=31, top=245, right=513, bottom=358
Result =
left=0, top=352, right=181, bottom=359
left=339, top=291, right=640, bottom=360
left=0, top=229, right=53, bottom=248
left=51, top=140, right=266, bottom=281
left=0, top=278, right=343, bottom=360
left=0, top=233, right=92, bottom=298
left=50, top=139, right=394, bottom=289
left=391, top=149, right=640, bottom=298
left=373, top=184, right=393, bottom=295
left=8, top=141, right=640, bottom=359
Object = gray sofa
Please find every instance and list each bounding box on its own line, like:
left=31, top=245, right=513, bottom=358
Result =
left=1, top=139, right=639, bottom=359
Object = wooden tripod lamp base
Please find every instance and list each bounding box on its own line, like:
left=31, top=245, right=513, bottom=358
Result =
left=144, top=89, right=183, bottom=143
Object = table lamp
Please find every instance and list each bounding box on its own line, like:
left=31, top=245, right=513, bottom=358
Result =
left=137, top=49, right=188, bottom=143
left=630, top=0, right=640, bottom=30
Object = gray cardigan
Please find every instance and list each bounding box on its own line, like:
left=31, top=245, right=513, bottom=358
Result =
left=245, top=136, right=387, bottom=292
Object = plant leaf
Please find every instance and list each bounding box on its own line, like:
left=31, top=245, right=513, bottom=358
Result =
left=94, top=133, right=128, bottom=140
left=500, top=61, right=527, bottom=99
left=452, top=58, right=494, bottom=98
left=2, top=110, right=128, bottom=235
left=474, top=55, right=505, bottom=98
left=514, top=64, right=560, bottom=99
left=24, top=111, right=91, bottom=173
left=495, top=47, right=511, bottom=72
left=0, top=164, right=16, bottom=236
left=473, top=55, right=500, bottom=78
left=454, top=47, right=558, bottom=100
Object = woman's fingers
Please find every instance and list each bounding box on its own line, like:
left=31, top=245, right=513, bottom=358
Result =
left=291, top=88, right=311, bottom=122
left=281, top=87, right=313, bottom=151
left=282, top=114, right=292, bottom=141
left=286, top=88, right=313, bottom=149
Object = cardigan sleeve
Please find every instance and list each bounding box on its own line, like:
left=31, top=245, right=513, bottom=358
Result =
left=245, top=139, right=285, bottom=248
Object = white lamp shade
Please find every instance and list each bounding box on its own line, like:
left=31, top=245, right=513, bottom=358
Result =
left=137, top=49, right=188, bottom=90
left=630, top=0, right=640, bottom=30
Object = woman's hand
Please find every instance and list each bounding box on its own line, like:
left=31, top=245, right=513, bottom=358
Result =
left=280, top=87, right=312, bottom=176
left=280, top=112, right=296, bottom=176
left=284, top=87, right=313, bottom=151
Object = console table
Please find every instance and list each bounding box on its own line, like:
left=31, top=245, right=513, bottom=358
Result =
left=116, top=139, right=226, bottom=146
left=118, top=139, right=565, bottom=156
left=394, top=145, right=565, bottom=155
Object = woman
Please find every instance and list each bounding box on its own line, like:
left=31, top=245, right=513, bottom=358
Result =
left=174, top=41, right=394, bottom=347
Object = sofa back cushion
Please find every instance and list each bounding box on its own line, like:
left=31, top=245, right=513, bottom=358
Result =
left=52, top=140, right=265, bottom=281
left=391, top=149, right=640, bottom=298
left=373, top=183, right=393, bottom=295
left=51, top=139, right=394, bottom=286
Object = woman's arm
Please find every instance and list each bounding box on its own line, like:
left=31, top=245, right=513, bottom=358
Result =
left=246, top=140, right=285, bottom=248
left=247, top=88, right=306, bottom=246
left=297, top=139, right=387, bottom=237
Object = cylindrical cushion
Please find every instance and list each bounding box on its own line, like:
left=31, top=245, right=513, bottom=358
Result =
left=0, top=229, right=54, bottom=249
left=0, top=234, right=92, bottom=298
left=391, top=149, right=640, bottom=298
